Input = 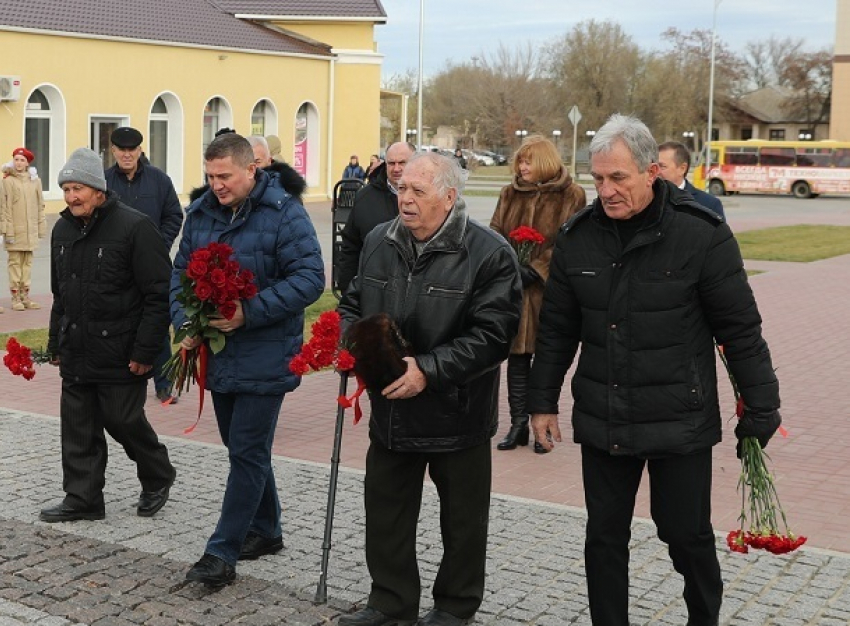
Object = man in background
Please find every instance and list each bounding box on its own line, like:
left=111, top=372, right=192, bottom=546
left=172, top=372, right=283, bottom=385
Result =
left=104, top=126, right=183, bottom=404
left=657, top=141, right=725, bottom=219
left=336, top=141, right=416, bottom=295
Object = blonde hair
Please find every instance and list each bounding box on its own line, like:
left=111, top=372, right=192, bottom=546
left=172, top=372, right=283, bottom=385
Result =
left=511, top=135, right=563, bottom=182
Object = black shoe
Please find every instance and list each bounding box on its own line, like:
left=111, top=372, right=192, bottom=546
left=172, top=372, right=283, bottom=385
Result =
left=417, top=608, right=472, bottom=625
left=39, top=502, right=105, bottom=523
left=185, top=553, right=236, bottom=588
left=338, top=606, right=416, bottom=626
left=496, top=424, right=529, bottom=450
left=239, top=532, right=283, bottom=560
left=156, top=388, right=177, bottom=405
left=137, top=470, right=176, bottom=517
left=533, top=441, right=550, bottom=454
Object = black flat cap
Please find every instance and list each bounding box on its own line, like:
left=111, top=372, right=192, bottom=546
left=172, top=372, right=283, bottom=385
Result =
left=111, top=127, right=143, bottom=148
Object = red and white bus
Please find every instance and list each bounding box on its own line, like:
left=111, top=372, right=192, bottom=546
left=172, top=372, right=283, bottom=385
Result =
left=693, top=140, right=850, bottom=199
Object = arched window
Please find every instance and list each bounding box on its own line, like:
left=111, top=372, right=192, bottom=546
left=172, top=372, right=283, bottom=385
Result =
left=24, top=86, right=66, bottom=197
left=294, top=102, right=320, bottom=188
left=251, top=99, right=278, bottom=137
left=149, top=97, right=169, bottom=169
left=148, top=92, right=184, bottom=190
left=202, top=97, right=233, bottom=152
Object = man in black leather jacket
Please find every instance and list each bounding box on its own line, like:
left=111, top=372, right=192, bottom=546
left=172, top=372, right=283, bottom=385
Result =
left=337, top=152, right=522, bottom=626
left=528, top=115, right=781, bottom=626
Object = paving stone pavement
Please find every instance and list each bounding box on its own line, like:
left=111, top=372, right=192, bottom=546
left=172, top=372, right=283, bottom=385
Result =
left=2, top=411, right=850, bottom=626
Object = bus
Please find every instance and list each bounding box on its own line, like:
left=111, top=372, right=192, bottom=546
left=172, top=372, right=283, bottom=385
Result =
left=692, top=140, right=850, bottom=199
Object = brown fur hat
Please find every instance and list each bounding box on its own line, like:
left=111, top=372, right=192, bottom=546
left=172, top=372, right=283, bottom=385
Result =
left=345, top=313, right=412, bottom=390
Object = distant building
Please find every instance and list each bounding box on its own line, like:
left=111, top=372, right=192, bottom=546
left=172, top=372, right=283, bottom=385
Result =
left=0, top=0, right=389, bottom=209
left=831, top=0, right=850, bottom=140
left=718, top=86, right=830, bottom=142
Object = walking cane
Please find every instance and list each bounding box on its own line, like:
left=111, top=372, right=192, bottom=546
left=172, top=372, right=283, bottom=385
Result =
left=315, top=370, right=349, bottom=604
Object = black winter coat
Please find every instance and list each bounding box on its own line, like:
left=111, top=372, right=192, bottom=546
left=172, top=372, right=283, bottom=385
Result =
left=338, top=200, right=523, bottom=452
left=336, top=162, right=398, bottom=294
left=48, top=192, right=172, bottom=384
left=527, top=180, right=779, bottom=457
left=104, top=161, right=183, bottom=249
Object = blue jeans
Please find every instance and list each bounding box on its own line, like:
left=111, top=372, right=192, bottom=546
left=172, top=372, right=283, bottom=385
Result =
left=205, top=391, right=285, bottom=565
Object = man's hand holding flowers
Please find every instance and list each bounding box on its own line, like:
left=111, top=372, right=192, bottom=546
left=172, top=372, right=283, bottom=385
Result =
left=735, top=406, right=782, bottom=458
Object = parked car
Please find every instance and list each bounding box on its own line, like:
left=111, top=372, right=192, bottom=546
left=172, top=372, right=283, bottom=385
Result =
left=481, top=150, right=508, bottom=165
left=462, top=149, right=494, bottom=166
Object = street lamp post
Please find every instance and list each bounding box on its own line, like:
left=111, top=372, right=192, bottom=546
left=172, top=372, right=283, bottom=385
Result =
left=552, top=129, right=562, bottom=158
left=415, top=0, right=425, bottom=150
left=798, top=131, right=813, bottom=141
left=406, top=128, right=418, bottom=144
left=705, top=0, right=722, bottom=191
left=515, top=129, right=528, bottom=150
left=682, top=130, right=695, bottom=151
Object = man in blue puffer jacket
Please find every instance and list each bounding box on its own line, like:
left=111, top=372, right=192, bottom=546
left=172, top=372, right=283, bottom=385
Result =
left=172, top=133, right=324, bottom=588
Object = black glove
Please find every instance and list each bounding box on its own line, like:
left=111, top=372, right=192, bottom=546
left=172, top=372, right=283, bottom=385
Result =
left=519, top=265, right=540, bottom=289
left=735, top=408, right=781, bottom=458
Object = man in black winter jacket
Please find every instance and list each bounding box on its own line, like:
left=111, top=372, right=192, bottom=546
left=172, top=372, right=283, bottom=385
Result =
left=41, top=147, right=175, bottom=524
left=104, top=126, right=183, bottom=404
left=528, top=114, right=781, bottom=626
left=336, top=141, right=415, bottom=295
left=337, top=152, right=521, bottom=626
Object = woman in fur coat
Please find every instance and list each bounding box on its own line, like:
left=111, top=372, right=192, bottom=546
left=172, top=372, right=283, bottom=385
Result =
left=490, top=135, right=586, bottom=452
left=2, top=147, right=46, bottom=311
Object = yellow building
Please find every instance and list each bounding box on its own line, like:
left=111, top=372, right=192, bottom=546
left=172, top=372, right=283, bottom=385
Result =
left=831, top=0, right=850, bottom=140
left=0, top=0, right=388, bottom=210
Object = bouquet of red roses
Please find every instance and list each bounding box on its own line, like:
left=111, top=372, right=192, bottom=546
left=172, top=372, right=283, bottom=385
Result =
left=3, top=337, right=51, bottom=380
left=508, top=225, right=545, bottom=266
left=717, top=345, right=805, bottom=555
left=162, top=242, right=258, bottom=406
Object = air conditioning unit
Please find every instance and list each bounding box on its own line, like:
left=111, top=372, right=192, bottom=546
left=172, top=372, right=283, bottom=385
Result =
left=0, top=76, right=22, bottom=102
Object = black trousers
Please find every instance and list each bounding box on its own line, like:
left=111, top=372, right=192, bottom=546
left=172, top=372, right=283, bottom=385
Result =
left=60, top=379, right=174, bottom=509
left=581, top=445, right=722, bottom=626
left=365, top=441, right=491, bottom=621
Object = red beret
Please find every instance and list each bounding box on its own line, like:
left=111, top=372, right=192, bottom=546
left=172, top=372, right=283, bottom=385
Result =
left=12, top=147, right=34, bottom=163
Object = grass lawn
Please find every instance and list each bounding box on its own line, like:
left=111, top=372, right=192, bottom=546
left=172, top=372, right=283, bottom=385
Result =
left=469, top=165, right=512, bottom=180
left=736, top=225, right=850, bottom=262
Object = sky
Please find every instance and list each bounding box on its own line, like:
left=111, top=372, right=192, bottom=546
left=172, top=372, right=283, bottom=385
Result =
left=374, top=0, right=837, bottom=80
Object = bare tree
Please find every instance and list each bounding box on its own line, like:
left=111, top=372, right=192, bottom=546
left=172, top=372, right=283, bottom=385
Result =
left=541, top=19, right=644, bottom=133
left=781, top=49, right=833, bottom=127
left=741, top=36, right=806, bottom=90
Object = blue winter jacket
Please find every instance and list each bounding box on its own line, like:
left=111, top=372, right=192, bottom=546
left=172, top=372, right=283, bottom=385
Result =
left=171, top=168, right=325, bottom=395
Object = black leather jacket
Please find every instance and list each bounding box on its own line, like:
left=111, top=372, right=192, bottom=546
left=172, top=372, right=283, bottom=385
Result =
left=338, top=199, right=522, bottom=452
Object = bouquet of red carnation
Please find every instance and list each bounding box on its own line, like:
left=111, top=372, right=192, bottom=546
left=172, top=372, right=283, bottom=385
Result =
left=717, top=345, right=805, bottom=555
left=289, top=310, right=355, bottom=375
left=290, top=311, right=365, bottom=422
left=508, top=225, right=545, bottom=266
left=162, top=242, right=258, bottom=407
left=3, top=337, right=51, bottom=380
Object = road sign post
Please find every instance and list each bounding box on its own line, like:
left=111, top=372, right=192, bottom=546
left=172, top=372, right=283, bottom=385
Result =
left=568, top=105, right=582, bottom=179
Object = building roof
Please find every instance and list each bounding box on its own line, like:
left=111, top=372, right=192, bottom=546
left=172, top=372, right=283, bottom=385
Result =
left=0, top=0, right=333, bottom=57
left=216, top=1, right=387, bottom=19
left=731, top=86, right=799, bottom=124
